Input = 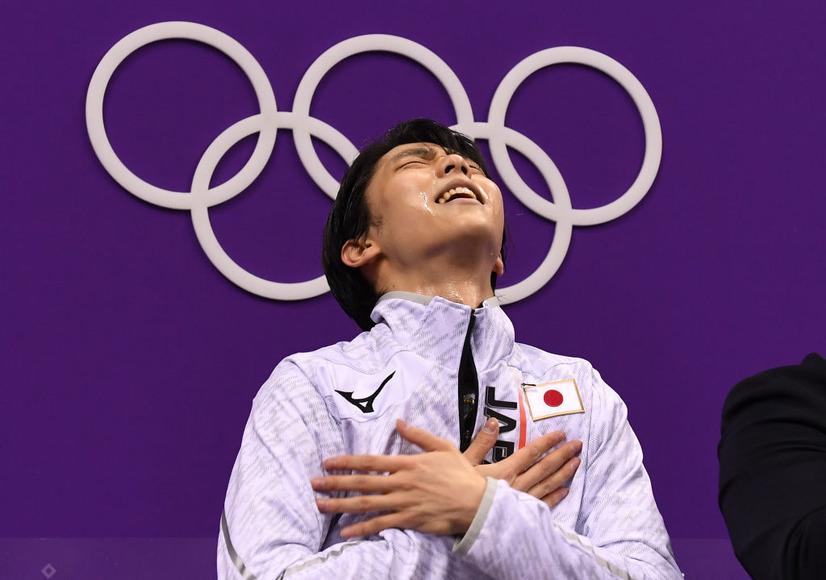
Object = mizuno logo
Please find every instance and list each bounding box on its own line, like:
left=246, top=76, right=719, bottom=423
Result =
left=335, top=371, right=396, bottom=413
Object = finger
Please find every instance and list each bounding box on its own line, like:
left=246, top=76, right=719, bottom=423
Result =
left=462, top=418, right=499, bottom=466
left=323, top=453, right=410, bottom=472
left=517, top=440, right=582, bottom=491
left=538, top=485, right=570, bottom=508
left=312, top=473, right=399, bottom=494
left=315, top=492, right=408, bottom=515
left=501, top=431, right=566, bottom=476
left=525, top=456, right=581, bottom=499
left=341, top=513, right=407, bottom=539
left=396, top=419, right=454, bottom=453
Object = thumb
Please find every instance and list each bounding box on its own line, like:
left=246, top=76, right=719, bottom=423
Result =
left=463, top=418, right=499, bottom=465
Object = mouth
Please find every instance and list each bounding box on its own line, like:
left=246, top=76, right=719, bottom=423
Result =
left=435, top=182, right=485, bottom=205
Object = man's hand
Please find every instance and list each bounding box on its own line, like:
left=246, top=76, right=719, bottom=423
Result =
left=463, top=418, right=582, bottom=507
left=311, top=420, right=486, bottom=539
left=311, top=419, right=581, bottom=539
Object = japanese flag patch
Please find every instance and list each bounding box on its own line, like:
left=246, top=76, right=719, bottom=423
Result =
left=523, top=379, right=585, bottom=420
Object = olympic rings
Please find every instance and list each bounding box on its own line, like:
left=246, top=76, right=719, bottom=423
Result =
left=86, top=21, right=662, bottom=303
left=86, top=21, right=279, bottom=211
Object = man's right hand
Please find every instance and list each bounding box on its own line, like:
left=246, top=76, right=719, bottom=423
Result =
left=462, top=418, right=582, bottom=507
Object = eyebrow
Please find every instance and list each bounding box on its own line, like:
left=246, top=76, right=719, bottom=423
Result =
left=386, top=145, right=440, bottom=166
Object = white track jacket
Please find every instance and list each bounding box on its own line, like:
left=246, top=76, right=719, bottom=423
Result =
left=219, top=293, right=681, bottom=579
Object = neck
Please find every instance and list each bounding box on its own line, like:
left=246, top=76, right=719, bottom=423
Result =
left=371, top=259, right=496, bottom=308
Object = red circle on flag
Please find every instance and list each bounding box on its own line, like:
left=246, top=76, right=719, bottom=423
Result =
left=544, top=389, right=564, bottom=407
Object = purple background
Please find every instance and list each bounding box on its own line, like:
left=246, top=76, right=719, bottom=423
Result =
left=3, top=1, right=825, bottom=578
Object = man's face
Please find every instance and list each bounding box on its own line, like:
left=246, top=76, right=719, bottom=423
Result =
left=360, top=142, right=505, bottom=275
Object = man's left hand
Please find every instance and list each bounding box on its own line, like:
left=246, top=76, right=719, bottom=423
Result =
left=311, top=419, right=486, bottom=539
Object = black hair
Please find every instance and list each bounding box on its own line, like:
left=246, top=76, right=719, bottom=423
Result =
left=322, top=118, right=504, bottom=331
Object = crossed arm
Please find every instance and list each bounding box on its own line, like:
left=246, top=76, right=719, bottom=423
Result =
left=306, top=414, right=681, bottom=579
left=311, top=418, right=582, bottom=539
left=221, top=366, right=681, bottom=579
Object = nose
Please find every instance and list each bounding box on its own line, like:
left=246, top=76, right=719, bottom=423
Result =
left=439, top=152, right=470, bottom=176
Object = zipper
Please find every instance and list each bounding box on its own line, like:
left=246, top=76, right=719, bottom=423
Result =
left=457, top=310, right=478, bottom=451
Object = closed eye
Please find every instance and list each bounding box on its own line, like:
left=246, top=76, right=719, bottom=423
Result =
left=397, top=159, right=429, bottom=170
left=387, top=145, right=439, bottom=170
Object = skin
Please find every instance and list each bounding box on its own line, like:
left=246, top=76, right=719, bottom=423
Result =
left=313, top=419, right=582, bottom=539
left=315, top=142, right=582, bottom=538
left=341, top=143, right=505, bottom=308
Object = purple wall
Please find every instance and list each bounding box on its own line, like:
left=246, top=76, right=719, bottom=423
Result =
left=4, top=1, right=825, bottom=578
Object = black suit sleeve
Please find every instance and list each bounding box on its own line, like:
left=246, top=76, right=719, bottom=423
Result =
left=718, top=353, right=826, bottom=580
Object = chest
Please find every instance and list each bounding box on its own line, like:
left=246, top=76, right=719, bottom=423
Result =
left=327, top=354, right=594, bottom=469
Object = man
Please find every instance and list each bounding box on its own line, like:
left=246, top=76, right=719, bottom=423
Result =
left=719, top=353, right=826, bottom=580
left=218, top=119, right=680, bottom=579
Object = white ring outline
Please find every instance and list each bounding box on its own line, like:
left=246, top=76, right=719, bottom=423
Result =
left=488, top=46, right=663, bottom=226
left=190, top=112, right=356, bottom=300
left=86, top=22, right=662, bottom=303
left=465, top=122, right=573, bottom=304
left=291, top=34, right=475, bottom=199
left=86, top=21, right=279, bottom=210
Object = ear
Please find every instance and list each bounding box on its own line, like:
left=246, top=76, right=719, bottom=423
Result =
left=493, top=252, right=504, bottom=277
left=341, top=235, right=381, bottom=268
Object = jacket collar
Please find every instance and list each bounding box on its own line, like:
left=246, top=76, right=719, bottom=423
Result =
left=369, top=292, right=515, bottom=371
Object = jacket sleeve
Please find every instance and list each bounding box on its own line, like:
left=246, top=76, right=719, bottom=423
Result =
left=453, top=368, right=682, bottom=579
left=718, top=353, right=826, bottom=580
left=217, top=361, right=466, bottom=580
